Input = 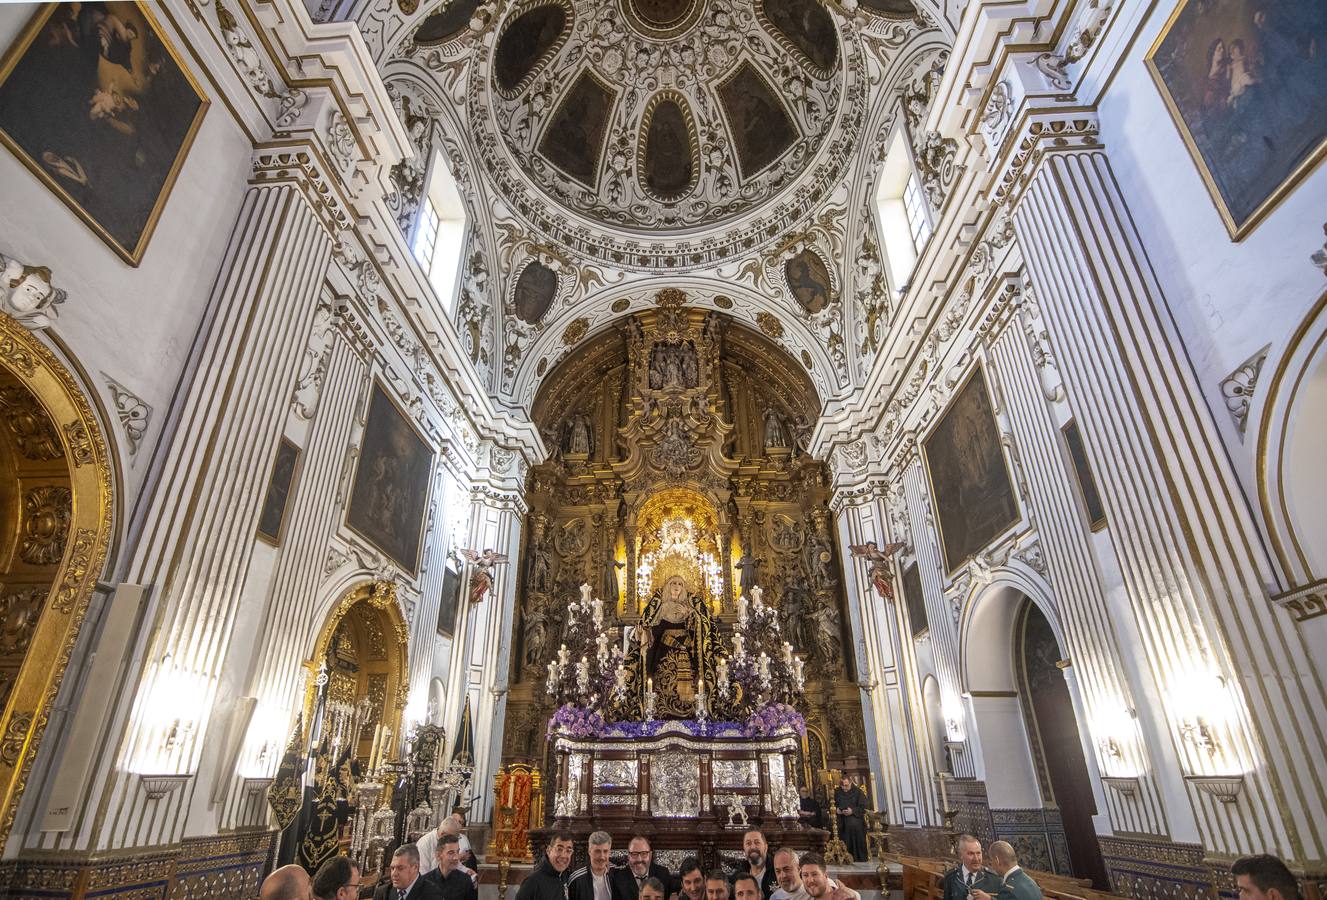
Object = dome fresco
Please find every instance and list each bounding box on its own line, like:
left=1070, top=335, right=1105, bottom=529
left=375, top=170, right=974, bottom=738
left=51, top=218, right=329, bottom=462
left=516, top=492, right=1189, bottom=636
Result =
left=470, top=0, right=865, bottom=268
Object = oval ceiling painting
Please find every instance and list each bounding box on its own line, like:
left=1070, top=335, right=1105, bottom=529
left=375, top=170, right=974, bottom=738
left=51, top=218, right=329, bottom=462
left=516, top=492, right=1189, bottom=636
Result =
left=494, top=3, right=569, bottom=95
left=414, top=0, right=481, bottom=45
left=513, top=260, right=559, bottom=325
left=759, top=0, right=839, bottom=74
left=785, top=248, right=832, bottom=313
left=859, top=0, right=917, bottom=17
left=641, top=94, right=699, bottom=201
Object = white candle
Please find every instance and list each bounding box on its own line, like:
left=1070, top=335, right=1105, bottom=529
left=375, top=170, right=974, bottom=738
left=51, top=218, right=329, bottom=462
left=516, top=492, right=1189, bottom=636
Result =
left=783, top=642, right=793, bottom=665
left=938, top=772, right=949, bottom=811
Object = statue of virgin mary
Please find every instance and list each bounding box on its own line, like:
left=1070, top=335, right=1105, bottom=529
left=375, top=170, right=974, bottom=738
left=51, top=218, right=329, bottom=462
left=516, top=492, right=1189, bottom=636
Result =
left=634, top=574, right=719, bottom=718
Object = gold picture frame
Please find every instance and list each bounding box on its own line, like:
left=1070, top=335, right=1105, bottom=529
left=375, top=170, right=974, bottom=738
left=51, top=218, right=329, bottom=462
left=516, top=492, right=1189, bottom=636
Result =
left=1145, top=0, right=1327, bottom=240
left=344, top=381, right=435, bottom=575
left=256, top=437, right=302, bottom=546
left=0, top=2, right=209, bottom=265
left=921, top=363, right=1021, bottom=574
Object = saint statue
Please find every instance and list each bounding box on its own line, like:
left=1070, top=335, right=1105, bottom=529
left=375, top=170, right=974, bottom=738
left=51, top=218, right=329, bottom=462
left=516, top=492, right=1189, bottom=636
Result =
left=634, top=574, right=718, bottom=718
left=763, top=406, right=789, bottom=449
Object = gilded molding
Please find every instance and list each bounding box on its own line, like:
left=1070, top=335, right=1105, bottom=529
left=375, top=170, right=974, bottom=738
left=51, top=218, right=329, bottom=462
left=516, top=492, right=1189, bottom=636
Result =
left=250, top=144, right=352, bottom=236
left=0, top=313, right=114, bottom=851
left=1270, top=579, right=1327, bottom=622
left=993, top=114, right=1102, bottom=207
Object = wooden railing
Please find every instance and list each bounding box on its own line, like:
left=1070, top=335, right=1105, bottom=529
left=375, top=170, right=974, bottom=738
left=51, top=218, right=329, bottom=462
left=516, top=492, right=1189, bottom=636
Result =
left=884, top=853, right=1128, bottom=900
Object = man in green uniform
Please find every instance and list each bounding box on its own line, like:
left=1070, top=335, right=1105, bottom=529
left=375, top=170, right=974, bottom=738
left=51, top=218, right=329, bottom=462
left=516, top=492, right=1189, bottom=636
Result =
left=941, top=835, right=1002, bottom=900
left=972, top=842, right=1042, bottom=900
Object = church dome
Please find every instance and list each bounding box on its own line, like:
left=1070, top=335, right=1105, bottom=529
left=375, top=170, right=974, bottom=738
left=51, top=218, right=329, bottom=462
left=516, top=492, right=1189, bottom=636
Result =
left=467, top=0, right=868, bottom=271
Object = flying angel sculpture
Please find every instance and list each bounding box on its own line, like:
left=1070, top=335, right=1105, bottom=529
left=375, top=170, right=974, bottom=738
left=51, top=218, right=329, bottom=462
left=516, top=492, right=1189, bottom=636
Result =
left=460, top=548, right=509, bottom=605
left=848, top=541, right=906, bottom=601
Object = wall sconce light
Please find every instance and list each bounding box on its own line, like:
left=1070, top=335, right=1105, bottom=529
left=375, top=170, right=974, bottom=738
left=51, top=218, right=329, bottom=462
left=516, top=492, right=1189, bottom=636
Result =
left=130, top=655, right=217, bottom=776
left=1178, top=718, right=1221, bottom=757
left=138, top=773, right=189, bottom=800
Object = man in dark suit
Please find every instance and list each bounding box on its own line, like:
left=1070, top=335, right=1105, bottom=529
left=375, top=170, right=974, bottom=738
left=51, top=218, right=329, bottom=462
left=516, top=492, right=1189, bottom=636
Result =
left=941, top=835, right=1002, bottom=900
left=423, top=835, right=478, bottom=900
left=375, top=845, right=444, bottom=900
left=733, top=831, right=778, bottom=900
left=611, top=836, right=675, bottom=900
left=971, top=842, right=1043, bottom=900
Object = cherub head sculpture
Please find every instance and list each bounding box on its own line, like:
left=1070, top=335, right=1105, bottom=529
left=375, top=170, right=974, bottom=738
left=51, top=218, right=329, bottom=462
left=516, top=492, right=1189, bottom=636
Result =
left=0, top=253, right=65, bottom=330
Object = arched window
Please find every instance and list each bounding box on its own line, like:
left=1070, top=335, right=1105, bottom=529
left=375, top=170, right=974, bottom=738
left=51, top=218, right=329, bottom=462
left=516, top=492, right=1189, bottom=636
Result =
left=412, top=149, right=469, bottom=315
left=874, top=125, right=932, bottom=295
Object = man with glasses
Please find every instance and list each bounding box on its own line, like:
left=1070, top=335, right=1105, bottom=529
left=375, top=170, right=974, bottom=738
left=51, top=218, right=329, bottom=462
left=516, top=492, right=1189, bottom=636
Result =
left=313, top=857, right=362, bottom=900
left=611, top=836, right=676, bottom=900
left=424, top=834, right=478, bottom=900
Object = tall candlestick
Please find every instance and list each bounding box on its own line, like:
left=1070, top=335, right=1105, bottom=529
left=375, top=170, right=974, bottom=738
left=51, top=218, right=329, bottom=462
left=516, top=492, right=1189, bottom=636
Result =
left=938, top=772, right=949, bottom=811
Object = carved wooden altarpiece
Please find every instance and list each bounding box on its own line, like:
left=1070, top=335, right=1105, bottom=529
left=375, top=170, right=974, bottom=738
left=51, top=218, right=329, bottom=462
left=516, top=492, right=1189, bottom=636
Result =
left=504, top=290, right=872, bottom=839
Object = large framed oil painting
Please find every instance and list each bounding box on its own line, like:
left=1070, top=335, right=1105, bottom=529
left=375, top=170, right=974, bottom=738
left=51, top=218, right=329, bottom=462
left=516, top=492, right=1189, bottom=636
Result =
left=923, top=365, right=1020, bottom=573
left=0, top=3, right=208, bottom=265
left=346, top=382, right=435, bottom=575
left=1146, top=0, right=1327, bottom=239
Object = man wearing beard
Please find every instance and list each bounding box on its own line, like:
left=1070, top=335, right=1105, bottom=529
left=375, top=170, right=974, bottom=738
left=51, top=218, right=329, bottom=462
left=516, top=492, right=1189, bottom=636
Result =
left=611, top=836, right=676, bottom=900
left=798, top=854, right=853, bottom=900
left=733, top=831, right=778, bottom=899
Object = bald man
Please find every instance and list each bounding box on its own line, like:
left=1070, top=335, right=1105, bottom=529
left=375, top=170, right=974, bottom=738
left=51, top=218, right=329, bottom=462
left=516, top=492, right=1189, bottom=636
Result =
left=261, top=864, right=313, bottom=900
left=971, top=842, right=1042, bottom=900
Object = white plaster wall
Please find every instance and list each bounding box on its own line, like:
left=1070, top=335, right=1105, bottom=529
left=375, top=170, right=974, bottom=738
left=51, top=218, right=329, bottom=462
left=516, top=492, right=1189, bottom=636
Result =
left=0, top=4, right=253, bottom=509
left=1094, top=1, right=1327, bottom=481
left=969, top=695, right=1041, bottom=808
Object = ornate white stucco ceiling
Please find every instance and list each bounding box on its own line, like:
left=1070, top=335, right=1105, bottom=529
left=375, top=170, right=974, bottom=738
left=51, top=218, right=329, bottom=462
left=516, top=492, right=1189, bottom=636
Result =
left=370, top=0, right=946, bottom=407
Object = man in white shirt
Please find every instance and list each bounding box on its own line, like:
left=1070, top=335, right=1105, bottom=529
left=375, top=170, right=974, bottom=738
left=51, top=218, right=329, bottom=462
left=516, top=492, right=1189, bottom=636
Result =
left=569, top=831, right=618, bottom=900
left=418, top=818, right=473, bottom=876
left=769, top=848, right=859, bottom=900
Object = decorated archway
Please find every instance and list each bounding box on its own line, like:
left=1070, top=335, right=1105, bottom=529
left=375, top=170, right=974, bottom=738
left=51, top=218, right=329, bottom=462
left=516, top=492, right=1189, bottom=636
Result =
left=301, top=580, right=410, bottom=769
left=0, top=313, right=115, bottom=847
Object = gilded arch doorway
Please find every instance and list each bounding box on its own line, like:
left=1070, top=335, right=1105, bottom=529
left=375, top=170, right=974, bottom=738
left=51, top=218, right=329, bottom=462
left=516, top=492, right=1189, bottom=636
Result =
left=302, top=580, right=410, bottom=768
left=0, top=314, right=115, bottom=848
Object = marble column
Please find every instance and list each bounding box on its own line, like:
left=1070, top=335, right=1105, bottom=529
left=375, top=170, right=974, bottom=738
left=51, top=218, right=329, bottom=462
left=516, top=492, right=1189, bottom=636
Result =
left=445, top=483, right=525, bottom=823
left=1007, top=114, right=1326, bottom=859
left=833, top=481, right=934, bottom=828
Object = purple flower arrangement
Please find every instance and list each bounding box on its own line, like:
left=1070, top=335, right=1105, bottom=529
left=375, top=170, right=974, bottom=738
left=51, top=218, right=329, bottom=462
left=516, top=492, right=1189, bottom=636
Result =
left=742, top=702, right=807, bottom=737
left=546, top=703, right=605, bottom=738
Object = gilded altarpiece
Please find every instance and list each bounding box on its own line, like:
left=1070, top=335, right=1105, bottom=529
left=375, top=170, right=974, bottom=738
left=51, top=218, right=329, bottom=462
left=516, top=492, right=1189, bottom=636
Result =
left=502, top=291, right=868, bottom=803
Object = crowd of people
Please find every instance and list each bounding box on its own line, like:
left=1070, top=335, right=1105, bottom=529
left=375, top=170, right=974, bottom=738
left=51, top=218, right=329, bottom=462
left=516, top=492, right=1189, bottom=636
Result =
left=257, top=820, right=1309, bottom=900
left=516, top=831, right=861, bottom=900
